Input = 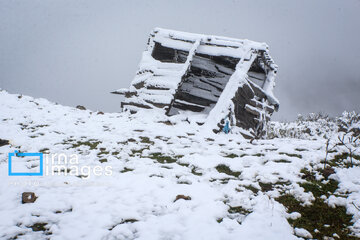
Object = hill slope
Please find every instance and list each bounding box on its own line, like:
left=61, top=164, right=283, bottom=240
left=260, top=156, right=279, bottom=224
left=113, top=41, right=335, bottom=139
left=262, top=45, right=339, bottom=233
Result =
left=0, top=90, right=359, bottom=240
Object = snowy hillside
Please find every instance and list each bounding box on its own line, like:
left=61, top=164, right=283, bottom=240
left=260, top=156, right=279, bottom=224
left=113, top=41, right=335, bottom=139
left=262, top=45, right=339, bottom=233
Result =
left=0, top=90, right=359, bottom=240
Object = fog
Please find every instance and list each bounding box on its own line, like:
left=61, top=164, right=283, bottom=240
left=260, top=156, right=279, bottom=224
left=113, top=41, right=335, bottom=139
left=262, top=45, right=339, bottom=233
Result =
left=1, top=0, right=360, bottom=121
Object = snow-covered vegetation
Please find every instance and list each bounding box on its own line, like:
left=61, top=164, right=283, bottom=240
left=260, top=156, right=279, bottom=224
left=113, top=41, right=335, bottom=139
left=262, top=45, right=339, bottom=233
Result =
left=0, top=90, right=359, bottom=239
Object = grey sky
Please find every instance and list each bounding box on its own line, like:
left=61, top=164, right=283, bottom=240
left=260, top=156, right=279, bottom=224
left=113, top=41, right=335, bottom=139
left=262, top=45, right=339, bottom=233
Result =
left=1, top=0, right=359, bottom=121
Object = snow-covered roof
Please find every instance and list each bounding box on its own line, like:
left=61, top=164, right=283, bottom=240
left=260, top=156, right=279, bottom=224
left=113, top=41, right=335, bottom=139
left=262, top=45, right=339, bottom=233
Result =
left=151, top=28, right=271, bottom=60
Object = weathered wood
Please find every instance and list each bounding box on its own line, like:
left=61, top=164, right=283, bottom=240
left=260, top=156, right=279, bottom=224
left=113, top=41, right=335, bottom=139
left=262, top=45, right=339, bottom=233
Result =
left=152, top=42, right=188, bottom=63
left=167, top=52, right=239, bottom=115
left=171, top=100, right=205, bottom=112
left=121, top=102, right=152, bottom=110
left=133, top=81, right=145, bottom=90
left=114, top=28, right=279, bottom=137
left=146, top=86, right=170, bottom=91
left=232, top=80, right=274, bottom=137
left=245, top=104, right=261, bottom=117
left=144, top=100, right=168, bottom=109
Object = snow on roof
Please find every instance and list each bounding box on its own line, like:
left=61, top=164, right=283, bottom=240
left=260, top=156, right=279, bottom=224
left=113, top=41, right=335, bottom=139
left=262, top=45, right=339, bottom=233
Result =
left=151, top=27, right=272, bottom=60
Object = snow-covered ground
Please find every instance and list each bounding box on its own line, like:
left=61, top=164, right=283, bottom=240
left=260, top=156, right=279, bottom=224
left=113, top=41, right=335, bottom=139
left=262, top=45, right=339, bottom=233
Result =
left=0, top=90, right=359, bottom=240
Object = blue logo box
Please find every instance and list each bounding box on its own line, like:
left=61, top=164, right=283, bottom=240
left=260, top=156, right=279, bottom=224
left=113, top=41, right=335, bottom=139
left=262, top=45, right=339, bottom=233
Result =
left=8, top=150, right=43, bottom=176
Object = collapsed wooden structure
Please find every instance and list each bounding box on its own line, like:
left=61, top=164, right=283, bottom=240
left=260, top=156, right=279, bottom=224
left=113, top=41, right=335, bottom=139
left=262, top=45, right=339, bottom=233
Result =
left=112, top=28, right=279, bottom=138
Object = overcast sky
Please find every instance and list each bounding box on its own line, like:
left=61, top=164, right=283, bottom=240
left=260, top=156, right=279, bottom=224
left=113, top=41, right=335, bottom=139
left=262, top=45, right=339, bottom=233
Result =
left=1, top=0, right=359, bottom=121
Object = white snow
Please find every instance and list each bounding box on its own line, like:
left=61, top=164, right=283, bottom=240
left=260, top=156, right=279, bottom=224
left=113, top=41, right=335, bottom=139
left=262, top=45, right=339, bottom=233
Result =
left=0, top=90, right=359, bottom=239
left=294, top=227, right=313, bottom=238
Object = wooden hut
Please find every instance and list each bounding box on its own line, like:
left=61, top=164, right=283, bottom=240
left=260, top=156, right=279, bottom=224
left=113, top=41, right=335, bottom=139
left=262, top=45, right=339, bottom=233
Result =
left=112, top=28, right=279, bottom=138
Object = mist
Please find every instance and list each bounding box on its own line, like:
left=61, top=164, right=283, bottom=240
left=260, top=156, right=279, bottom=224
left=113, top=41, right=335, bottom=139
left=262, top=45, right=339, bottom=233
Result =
left=1, top=0, right=359, bottom=121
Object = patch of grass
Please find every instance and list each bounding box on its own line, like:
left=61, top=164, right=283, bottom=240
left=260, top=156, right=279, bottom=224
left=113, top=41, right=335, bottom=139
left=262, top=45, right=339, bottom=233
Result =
left=275, top=180, right=292, bottom=186
left=120, top=167, right=134, bottom=173
left=155, top=136, right=170, bottom=141
left=177, top=162, right=190, bottom=168
left=76, top=174, right=88, bottom=179
left=148, top=153, right=182, bottom=164
left=18, top=123, right=28, bottom=130
left=9, top=233, right=24, bottom=240
left=68, top=139, right=101, bottom=150
left=177, top=180, right=191, bottom=185
left=158, top=120, right=173, bottom=125
left=328, top=152, right=360, bottom=168
left=253, top=153, right=265, bottom=157
left=97, top=148, right=110, bottom=159
left=149, top=174, right=163, bottom=178
left=300, top=168, right=316, bottom=181
left=265, top=148, right=278, bottom=151
left=54, top=208, right=72, bottom=214
left=277, top=195, right=356, bottom=239
left=139, top=136, right=154, bottom=144
left=28, top=222, right=51, bottom=235
left=278, top=165, right=358, bottom=239
left=228, top=205, right=252, bottom=215
left=39, top=148, right=49, bottom=153
left=334, top=152, right=349, bottom=161
left=248, top=181, right=290, bottom=193
left=130, top=147, right=148, bottom=156
left=242, top=185, right=259, bottom=194
left=161, top=165, right=172, bottom=169
left=220, top=178, right=233, bottom=184
left=300, top=179, right=339, bottom=198
left=215, top=164, right=241, bottom=177
left=209, top=178, right=232, bottom=184
left=121, top=219, right=138, bottom=224
left=191, top=167, right=203, bottom=176
left=34, top=124, right=49, bottom=128
left=30, top=223, right=47, bottom=231
left=279, top=152, right=302, bottom=158
left=274, top=159, right=291, bottom=163
left=299, top=167, right=339, bottom=197
left=97, top=148, right=110, bottom=162
left=53, top=168, right=71, bottom=174
left=108, top=219, right=138, bottom=231
left=259, top=182, right=273, bottom=192
left=98, top=147, right=109, bottom=153
left=224, top=153, right=238, bottom=158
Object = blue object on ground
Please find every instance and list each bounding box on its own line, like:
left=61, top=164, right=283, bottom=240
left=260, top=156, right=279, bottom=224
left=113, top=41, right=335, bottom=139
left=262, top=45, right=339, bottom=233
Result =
left=223, top=120, right=230, bottom=134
